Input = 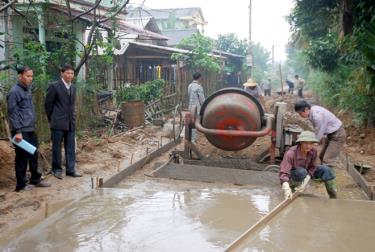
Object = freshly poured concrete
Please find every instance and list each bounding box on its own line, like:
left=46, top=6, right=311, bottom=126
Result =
left=151, top=163, right=280, bottom=186
left=234, top=197, right=375, bottom=251
left=5, top=179, right=282, bottom=251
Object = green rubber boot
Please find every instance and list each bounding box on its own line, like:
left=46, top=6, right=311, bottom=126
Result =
left=324, top=179, right=337, bottom=199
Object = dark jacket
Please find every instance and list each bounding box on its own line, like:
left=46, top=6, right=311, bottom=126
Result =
left=286, top=79, right=294, bottom=88
left=7, top=82, right=36, bottom=133
left=44, top=79, right=76, bottom=131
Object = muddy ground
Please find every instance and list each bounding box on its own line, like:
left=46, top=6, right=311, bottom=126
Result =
left=0, top=91, right=374, bottom=244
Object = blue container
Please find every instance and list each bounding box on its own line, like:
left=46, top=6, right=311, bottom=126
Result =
left=12, top=136, right=37, bottom=155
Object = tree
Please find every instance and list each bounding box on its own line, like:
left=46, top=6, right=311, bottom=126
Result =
left=251, top=43, right=271, bottom=82
left=64, top=0, right=130, bottom=73
left=0, top=0, right=129, bottom=74
left=0, top=0, right=131, bottom=139
left=216, top=33, right=249, bottom=75
left=216, top=33, right=249, bottom=56
left=286, top=0, right=375, bottom=125
left=171, top=33, right=221, bottom=73
left=285, top=46, right=309, bottom=78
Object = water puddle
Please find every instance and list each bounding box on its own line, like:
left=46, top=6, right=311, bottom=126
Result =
left=4, top=179, right=282, bottom=251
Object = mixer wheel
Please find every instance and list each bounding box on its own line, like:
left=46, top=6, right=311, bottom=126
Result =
left=264, top=165, right=280, bottom=173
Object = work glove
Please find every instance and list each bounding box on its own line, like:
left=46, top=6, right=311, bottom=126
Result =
left=282, top=182, right=293, bottom=200
left=295, top=175, right=311, bottom=193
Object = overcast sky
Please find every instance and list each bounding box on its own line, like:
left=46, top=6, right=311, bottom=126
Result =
left=129, top=0, right=295, bottom=61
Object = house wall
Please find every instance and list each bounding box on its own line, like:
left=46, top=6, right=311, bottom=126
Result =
left=7, top=15, right=24, bottom=69
left=113, top=46, right=225, bottom=108
left=154, top=10, right=206, bottom=33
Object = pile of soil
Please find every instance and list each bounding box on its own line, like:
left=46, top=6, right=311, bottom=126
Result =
left=345, top=126, right=375, bottom=156
left=0, top=141, right=15, bottom=188
left=344, top=125, right=375, bottom=182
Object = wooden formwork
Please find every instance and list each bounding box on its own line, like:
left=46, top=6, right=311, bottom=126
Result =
left=342, top=154, right=375, bottom=200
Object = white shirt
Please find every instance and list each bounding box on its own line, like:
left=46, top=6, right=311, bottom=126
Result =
left=61, top=78, right=71, bottom=90
left=309, top=105, right=342, bottom=140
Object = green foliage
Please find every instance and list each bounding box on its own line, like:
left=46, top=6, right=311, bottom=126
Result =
left=216, top=33, right=249, bottom=56
left=343, top=66, right=375, bottom=124
left=251, top=43, right=271, bottom=83
left=308, top=63, right=375, bottom=125
left=352, top=0, right=375, bottom=30
left=171, top=33, right=221, bottom=73
left=287, top=0, right=375, bottom=125
left=285, top=46, right=310, bottom=77
left=216, top=33, right=249, bottom=74
left=287, top=0, right=340, bottom=41
left=13, top=40, right=49, bottom=76
left=117, top=85, right=141, bottom=101
left=115, top=79, right=166, bottom=104
left=0, top=1, right=129, bottom=139
left=304, top=33, right=340, bottom=72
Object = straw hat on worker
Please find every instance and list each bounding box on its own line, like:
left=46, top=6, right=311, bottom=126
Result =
left=243, top=78, right=258, bottom=87
left=296, top=131, right=319, bottom=143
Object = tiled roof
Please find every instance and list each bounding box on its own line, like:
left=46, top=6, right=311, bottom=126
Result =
left=162, top=29, right=199, bottom=46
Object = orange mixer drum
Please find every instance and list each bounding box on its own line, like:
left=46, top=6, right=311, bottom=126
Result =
left=199, top=88, right=265, bottom=151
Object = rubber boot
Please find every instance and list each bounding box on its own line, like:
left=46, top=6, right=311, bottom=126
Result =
left=324, top=180, right=337, bottom=199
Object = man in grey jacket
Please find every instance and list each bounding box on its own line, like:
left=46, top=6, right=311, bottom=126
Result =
left=7, top=66, right=50, bottom=191
left=188, top=72, right=205, bottom=143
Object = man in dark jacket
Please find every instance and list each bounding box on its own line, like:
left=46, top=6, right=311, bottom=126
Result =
left=7, top=66, right=50, bottom=191
left=45, top=64, right=82, bottom=179
left=286, top=79, right=294, bottom=94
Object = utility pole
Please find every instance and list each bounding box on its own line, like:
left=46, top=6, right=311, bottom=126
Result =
left=246, top=0, right=253, bottom=77
left=272, top=45, right=275, bottom=72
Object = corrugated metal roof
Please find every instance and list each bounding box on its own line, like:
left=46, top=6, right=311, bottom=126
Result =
left=212, top=50, right=245, bottom=59
left=114, top=41, right=225, bottom=60
left=116, top=20, right=168, bottom=40
left=114, top=41, right=190, bottom=55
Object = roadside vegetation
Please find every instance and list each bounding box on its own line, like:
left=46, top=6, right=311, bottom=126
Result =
left=286, top=0, right=375, bottom=126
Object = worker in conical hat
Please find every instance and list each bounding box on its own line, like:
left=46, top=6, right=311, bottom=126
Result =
left=243, top=78, right=266, bottom=109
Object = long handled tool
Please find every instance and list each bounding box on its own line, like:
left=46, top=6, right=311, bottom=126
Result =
left=224, top=191, right=301, bottom=252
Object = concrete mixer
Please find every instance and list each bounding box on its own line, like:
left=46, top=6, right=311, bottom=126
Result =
left=148, top=87, right=304, bottom=186
left=179, top=88, right=303, bottom=166
left=196, top=88, right=271, bottom=151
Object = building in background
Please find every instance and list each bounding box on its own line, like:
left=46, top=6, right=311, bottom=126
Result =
left=127, top=7, right=206, bottom=46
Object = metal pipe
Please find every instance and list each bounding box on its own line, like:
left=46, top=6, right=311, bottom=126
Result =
left=195, top=115, right=273, bottom=137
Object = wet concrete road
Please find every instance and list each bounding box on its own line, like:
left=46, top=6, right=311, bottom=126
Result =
left=4, top=179, right=282, bottom=251
left=235, top=197, right=375, bottom=251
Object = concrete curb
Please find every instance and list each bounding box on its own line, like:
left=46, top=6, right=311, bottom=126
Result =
left=102, top=137, right=181, bottom=187
left=341, top=153, right=374, bottom=200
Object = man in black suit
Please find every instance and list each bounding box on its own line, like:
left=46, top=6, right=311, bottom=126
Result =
left=45, top=64, right=82, bottom=179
